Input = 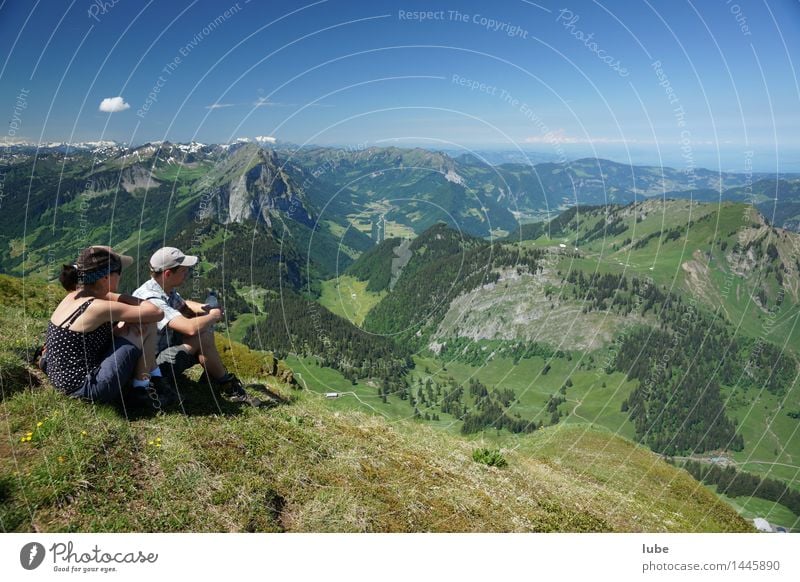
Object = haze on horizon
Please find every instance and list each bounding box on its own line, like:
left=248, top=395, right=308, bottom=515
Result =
left=2, top=0, right=799, bottom=172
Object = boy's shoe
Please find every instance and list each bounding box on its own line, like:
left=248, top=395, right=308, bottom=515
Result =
left=216, top=373, right=250, bottom=402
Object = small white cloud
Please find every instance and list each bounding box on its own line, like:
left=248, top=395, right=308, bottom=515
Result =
left=205, top=103, right=235, bottom=110
left=255, top=136, right=276, bottom=143
left=99, top=96, right=130, bottom=113
left=253, top=97, right=295, bottom=108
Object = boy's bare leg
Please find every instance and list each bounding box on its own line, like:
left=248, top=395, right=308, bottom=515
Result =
left=183, top=328, right=226, bottom=381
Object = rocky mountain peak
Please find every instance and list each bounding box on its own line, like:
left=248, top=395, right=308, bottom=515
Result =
left=208, top=144, right=314, bottom=227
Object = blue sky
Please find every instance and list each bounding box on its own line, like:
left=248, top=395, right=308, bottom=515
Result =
left=2, top=0, right=799, bottom=170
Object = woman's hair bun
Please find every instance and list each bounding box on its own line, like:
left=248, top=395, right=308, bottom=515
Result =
left=59, top=264, right=79, bottom=291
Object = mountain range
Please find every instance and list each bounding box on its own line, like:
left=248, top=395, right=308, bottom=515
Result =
left=1, top=139, right=799, bottom=530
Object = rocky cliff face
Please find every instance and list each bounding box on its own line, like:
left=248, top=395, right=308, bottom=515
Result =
left=213, top=145, right=314, bottom=227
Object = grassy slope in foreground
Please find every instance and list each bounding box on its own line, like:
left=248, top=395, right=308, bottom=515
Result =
left=0, top=275, right=750, bottom=532
left=1, top=386, right=751, bottom=532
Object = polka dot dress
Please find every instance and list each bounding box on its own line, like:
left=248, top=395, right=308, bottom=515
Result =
left=45, top=299, right=113, bottom=394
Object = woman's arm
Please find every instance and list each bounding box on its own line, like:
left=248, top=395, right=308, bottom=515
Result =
left=103, top=292, right=146, bottom=306
left=99, top=298, right=164, bottom=324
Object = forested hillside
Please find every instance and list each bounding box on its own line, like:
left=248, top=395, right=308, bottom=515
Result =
left=363, top=223, right=544, bottom=346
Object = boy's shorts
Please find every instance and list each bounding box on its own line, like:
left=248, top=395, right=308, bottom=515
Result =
left=156, top=328, right=198, bottom=376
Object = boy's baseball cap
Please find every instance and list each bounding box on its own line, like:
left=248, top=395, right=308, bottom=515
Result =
left=150, top=247, right=199, bottom=272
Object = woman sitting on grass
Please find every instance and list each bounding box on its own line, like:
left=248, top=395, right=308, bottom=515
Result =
left=43, top=245, right=175, bottom=411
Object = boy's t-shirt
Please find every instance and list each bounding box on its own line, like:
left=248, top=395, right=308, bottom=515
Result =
left=132, top=278, right=186, bottom=332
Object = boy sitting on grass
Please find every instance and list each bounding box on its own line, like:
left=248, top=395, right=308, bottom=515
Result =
left=132, top=246, right=269, bottom=406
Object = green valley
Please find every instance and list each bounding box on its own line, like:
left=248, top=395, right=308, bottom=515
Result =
left=2, top=141, right=798, bottom=532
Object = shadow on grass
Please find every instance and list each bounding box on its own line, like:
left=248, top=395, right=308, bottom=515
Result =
left=113, top=373, right=294, bottom=421
left=6, top=352, right=295, bottom=421
left=0, top=351, right=44, bottom=403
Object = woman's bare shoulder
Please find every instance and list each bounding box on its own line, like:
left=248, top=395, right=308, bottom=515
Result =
left=50, top=294, right=107, bottom=329
left=49, top=293, right=79, bottom=324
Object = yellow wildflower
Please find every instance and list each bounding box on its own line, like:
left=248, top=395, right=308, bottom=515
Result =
left=57, top=456, right=64, bottom=463
left=36, top=421, right=43, bottom=427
